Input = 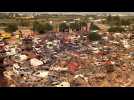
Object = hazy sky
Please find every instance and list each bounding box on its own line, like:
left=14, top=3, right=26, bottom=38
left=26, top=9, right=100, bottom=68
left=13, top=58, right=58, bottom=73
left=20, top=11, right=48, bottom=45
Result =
left=1, top=12, right=134, bottom=15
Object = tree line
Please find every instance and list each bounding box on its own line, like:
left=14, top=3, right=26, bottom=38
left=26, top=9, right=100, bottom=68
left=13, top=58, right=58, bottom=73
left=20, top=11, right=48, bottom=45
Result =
left=4, top=20, right=88, bottom=33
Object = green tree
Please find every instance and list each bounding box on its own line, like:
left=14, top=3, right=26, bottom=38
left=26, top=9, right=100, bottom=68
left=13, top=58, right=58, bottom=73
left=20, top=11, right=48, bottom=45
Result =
left=90, top=22, right=100, bottom=30
left=88, top=32, right=102, bottom=41
left=5, top=23, right=18, bottom=33
left=59, top=23, right=69, bottom=32
left=80, top=21, right=87, bottom=27
left=107, top=15, right=121, bottom=26
left=121, top=19, right=131, bottom=26
left=44, top=23, right=53, bottom=32
left=108, top=26, right=125, bottom=32
left=32, top=21, right=53, bottom=34
left=33, top=21, right=40, bottom=32
left=107, top=14, right=112, bottom=23
left=37, top=23, right=45, bottom=33
left=19, top=19, right=30, bottom=26
left=69, top=22, right=81, bottom=31
left=113, top=16, right=120, bottom=22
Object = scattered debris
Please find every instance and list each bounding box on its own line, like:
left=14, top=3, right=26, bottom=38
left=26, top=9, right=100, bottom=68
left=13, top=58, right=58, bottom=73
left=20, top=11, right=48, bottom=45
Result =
left=30, top=58, right=43, bottom=67
left=56, top=81, right=70, bottom=87
left=2, top=23, right=134, bottom=87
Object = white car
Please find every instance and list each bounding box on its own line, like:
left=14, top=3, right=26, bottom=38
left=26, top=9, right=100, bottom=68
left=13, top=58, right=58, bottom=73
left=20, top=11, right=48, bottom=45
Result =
left=33, top=70, right=49, bottom=78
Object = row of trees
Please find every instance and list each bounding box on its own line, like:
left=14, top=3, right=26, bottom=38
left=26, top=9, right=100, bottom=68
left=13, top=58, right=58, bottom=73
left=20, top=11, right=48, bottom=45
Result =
left=4, top=21, right=102, bottom=42
left=59, top=21, right=87, bottom=32
left=4, top=21, right=88, bottom=33
left=106, top=15, right=131, bottom=26
left=108, top=26, right=125, bottom=33
left=4, top=21, right=53, bottom=33
left=4, top=21, right=128, bottom=34
left=5, top=24, right=18, bottom=33
left=106, top=15, right=134, bottom=32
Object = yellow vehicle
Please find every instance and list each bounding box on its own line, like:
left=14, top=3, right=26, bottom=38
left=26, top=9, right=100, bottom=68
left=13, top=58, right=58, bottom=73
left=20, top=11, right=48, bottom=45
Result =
left=0, top=33, right=4, bottom=40
left=0, top=36, right=4, bottom=40
left=1, top=32, right=12, bottom=39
